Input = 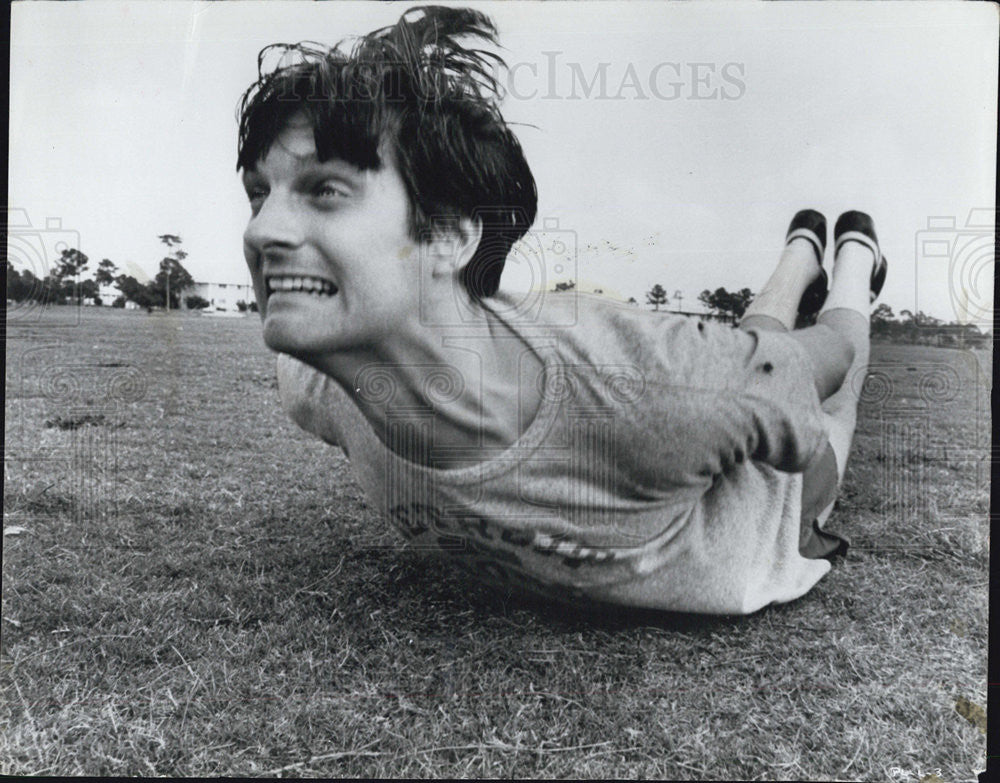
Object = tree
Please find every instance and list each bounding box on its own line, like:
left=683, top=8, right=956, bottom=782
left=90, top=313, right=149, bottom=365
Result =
left=151, top=257, right=194, bottom=310
left=186, top=294, right=210, bottom=310
left=900, top=309, right=943, bottom=328
left=553, top=280, right=576, bottom=292
left=698, top=287, right=754, bottom=320
left=37, top=271, right=63, bottom=304
left=156, top=234, right=191, bottom=311
left=871, top=303, right=894, bottom=323
left=94, top=259, right=119, bottom=287
left=627, top=297, right=638, bottom=306
left=10, top=266, right=45, bottom=302
left=870, top=303, right=896, bottom=337
left=5, top=260, right=29, bottom=301
left=115, top=274, right=157, bottom=311
left=55, top=248, right=89, bottom=281
left=895, top=309, right=945, bottom=345
left=76, top=278, right=99, bottom=305
left=646, top=284, right=668, bottom=311
left=46, top=248, right=91, bottom=304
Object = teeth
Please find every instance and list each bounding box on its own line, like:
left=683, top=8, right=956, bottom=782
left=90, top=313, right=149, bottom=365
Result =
left=267, top=276, right=338, bottom=296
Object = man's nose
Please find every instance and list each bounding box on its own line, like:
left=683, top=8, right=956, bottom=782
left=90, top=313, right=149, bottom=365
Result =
left=244, top=192, right=303, bottom=253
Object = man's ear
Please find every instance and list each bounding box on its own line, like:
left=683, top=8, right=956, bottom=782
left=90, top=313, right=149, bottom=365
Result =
left=429, top=217, right=483, bottom=278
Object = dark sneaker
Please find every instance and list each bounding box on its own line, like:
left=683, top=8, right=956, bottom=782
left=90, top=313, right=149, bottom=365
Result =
left=834, top=210, right=888, bottom=303
left=787, top=209, right=829, bottom=317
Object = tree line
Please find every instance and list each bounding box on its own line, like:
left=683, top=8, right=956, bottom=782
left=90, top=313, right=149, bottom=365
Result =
left=552, top=282, right=986, bottom=346
left=3, top=234, right=248, bottom=312
left=870, top=304, right=988, bottom=347
left=644, top=285, right=754, bottom=319
left=554, top=280, right=755, bottom=320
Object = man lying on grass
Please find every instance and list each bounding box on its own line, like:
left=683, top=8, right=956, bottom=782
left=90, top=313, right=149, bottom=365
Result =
left=237, top=6, right=887, bottom=615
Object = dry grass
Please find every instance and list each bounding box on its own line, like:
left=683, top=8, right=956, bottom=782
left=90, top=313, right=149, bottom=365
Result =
left=2, top=307, right=989, bottom=779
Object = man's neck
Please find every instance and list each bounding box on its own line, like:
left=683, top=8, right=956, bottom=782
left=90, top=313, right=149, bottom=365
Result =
left=299, top=300, right=545, bottom=467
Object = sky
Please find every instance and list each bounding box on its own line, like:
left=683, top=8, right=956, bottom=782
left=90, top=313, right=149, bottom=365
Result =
left=8, top=0, right=998, bottom=325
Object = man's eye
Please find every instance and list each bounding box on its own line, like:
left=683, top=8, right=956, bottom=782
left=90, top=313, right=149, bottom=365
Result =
left=247, top=188, right=268, bottom=205
left=314, top=183, right=347, bottom=200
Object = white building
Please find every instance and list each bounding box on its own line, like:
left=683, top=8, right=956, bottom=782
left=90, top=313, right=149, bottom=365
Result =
left=98, top=283, right=119, bottom=303
left=185, top=281, right=256, bottom=312
left=83, top=279, right=256, bottom=311
left=78, top=282, right=119, bottom=306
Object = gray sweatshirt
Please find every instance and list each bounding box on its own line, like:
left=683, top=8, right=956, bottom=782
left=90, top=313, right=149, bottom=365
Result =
left=276, top=291, right=834, bottom=614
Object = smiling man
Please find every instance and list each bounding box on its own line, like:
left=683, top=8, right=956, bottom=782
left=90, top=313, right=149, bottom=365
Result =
left=237, top=6, right=886, bottom=615
left=240, top=113, right=542, bottom=463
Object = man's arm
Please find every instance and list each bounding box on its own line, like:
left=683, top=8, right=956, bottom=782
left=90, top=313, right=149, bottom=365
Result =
left=665, top=318, right=831, bottom=476
left=741, top=318, right=854, bottom=403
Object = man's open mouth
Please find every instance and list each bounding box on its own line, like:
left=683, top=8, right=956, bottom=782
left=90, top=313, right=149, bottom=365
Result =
left=266, top=275, right=339, bottom=297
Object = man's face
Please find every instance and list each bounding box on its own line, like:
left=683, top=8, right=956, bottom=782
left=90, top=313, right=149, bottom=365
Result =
left=242, top=118, right=423, bottom=359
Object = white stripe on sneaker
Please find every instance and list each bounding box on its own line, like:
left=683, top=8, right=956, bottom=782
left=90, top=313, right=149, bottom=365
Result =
left=786, top=227, right=824, bottom=265
left=834, top=230, right=879, bottom=261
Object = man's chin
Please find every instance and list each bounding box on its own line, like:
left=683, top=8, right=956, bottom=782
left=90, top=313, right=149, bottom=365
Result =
left=262, top=319, right=337, bottom=360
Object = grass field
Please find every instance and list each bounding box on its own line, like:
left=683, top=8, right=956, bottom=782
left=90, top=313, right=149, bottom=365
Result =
left=2, top=306, right=989, bottom=779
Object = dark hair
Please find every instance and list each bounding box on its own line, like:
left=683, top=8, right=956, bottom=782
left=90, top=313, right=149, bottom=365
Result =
left=236, top=5, right=538, bottom=300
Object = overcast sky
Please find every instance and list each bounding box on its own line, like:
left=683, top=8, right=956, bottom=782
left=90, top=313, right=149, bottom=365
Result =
left=9, top=1, right=997, bottom=324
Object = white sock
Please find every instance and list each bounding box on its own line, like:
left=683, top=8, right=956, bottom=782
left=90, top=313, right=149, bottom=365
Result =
left=743, top=238, right=821, bottom=330
left=819, top=242, right=872, bottom=320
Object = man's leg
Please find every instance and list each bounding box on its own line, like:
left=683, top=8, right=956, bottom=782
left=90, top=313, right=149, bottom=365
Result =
left=741, top=235, right=855, bottom=402
left=813, top=241, right=873, bottom=487
left=799, top=239, right=875, bottom=534
left=742, top=237, right=819, bottom=333
left=740, top=214, right=877, bottom=541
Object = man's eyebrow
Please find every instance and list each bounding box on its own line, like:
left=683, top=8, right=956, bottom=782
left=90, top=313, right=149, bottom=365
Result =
left=297, top=156, right=363, bottom=176
left=241, top=155, right=364, bottom=181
